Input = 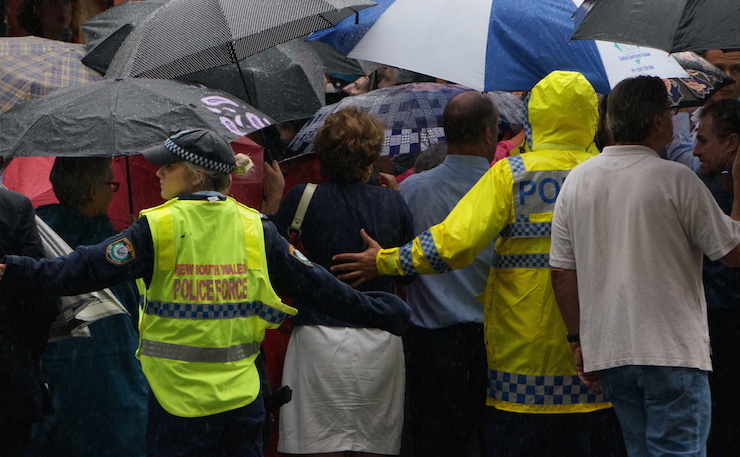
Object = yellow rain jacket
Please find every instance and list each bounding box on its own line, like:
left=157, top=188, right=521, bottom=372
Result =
left=138, top=197, right=296, bottom=417
left=377, top=71, right=610, bottom=414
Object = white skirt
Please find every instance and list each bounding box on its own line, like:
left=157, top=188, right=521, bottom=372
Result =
left=277, top=325, right=405, bottom=455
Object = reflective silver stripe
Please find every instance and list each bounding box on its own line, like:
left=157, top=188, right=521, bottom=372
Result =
left=141, top=339, right=261, bottom=363
left=145, top=300, right=290, bottom=324
left=418, top=230, right=451, bottom=273
left=492, top=253, right=549, bottom=269
left=488, top=369, right=606, bottom=405
left=500, top=221, right=552, bottom=239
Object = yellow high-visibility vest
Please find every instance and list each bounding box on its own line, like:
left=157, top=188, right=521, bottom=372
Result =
left=137, top=197, right=296, bottom=417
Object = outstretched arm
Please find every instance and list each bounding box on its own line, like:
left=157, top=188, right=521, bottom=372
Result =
left=330, top=229, right=382, bottom=288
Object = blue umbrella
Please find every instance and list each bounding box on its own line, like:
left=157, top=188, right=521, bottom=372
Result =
left=314, top=0, right=688, bottom=93
left=307, top=0, right=396, bottom=55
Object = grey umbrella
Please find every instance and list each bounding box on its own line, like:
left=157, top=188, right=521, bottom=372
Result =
left=176, top=39, right=325, bottom=122
left=572, top=0, right=740, bottom=53
left=105, top=0, right=376, bottom=81
left=81, top=0, right=170, bottom=75
left=0, top=77, right=274, bottom=158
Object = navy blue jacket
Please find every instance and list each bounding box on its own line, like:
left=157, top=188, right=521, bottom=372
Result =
left=1, top=194, right=409, bottom=336
left=0, top=188, right=58, bottom=424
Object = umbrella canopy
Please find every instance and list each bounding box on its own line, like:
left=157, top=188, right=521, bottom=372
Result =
left=175, top=39, right=326, bottom=123
left=666, top=52, right=736, bottom=107
left=105, top=0, right=377, bottom=80
left=0, top=77, right=274, bottom=158
left=81, top=0, right=170, bottom=75
left=0, top=36, right=103, bottom=113
left=308, top=0, right=395, bottom=54
left=572, top=0, right=740, bottom=53
left=288, top=82, right=469, bottom=156
left=81, top=1, right=327, bottom=122
left=338, top=0, right=689, bottom=93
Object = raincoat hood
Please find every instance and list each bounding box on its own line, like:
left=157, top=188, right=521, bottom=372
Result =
left=525, top=71, right=598, bottom=152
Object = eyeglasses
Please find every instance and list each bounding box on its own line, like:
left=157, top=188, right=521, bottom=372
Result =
left=667, top=106, right=679, bottom=116
left=104, top=181, right=120, bottom=192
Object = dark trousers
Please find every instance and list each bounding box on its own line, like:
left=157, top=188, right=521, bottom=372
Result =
left=403, top=322, right=487, bottom=457
left=707, top=309, right=740, bottom=457
left=0, top=420, right=32, bottom=457
left=484, top=406, right=627, bottom=457
left=146, top=391, right=265, bottom=457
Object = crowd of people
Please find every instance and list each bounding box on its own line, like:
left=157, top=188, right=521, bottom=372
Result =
left=1, top=1, right=740, bottom=455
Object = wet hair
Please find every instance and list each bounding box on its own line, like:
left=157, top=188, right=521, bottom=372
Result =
left=700, top=99, right=740, bottom=141
left=443, top=91, right=499, bottom=146
left=180, top=160, right=232, bottom=193
left=314, top=107, right=385, bottom=184
left=50, top=157, right=111, bottom=209
left=607, top=76, right=668, bottom=144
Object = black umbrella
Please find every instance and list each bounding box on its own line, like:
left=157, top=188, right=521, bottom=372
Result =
left=0, top=77, right=274, bottom=158
left=105, top=0, right=376, bottom=81
left=572, top=0, right=740, bottom=53
left=81, top=0, right=170, bottom=75
left=176, top=39, right=325, bottom=123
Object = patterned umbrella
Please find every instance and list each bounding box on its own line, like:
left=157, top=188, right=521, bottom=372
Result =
left=288, top=82, right=469, bottom=157
left=106, top=0, right=377, bottom=80
left=0, top=36, right=103, bottom=113
left=665, top=52, right=736, bottom=108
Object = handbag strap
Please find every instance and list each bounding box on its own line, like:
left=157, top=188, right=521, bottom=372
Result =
left=289, top=183, right=317, bottom=241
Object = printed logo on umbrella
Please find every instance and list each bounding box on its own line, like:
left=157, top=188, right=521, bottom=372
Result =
left=194, top=89, right=272, bottom=137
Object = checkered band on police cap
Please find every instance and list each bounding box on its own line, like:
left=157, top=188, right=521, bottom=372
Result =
left=142, top=129, right=235, bottom=173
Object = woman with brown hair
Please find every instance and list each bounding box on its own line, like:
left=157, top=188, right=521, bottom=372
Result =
left=270, top=107, right=414, bottom=456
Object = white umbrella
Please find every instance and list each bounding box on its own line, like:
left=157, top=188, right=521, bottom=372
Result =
left=343, top=0, right=689, bottom=93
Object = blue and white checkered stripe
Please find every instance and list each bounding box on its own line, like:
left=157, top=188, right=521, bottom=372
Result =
left=507, top=155, right=526, bottom=174
left=145, top=300, right=290, bottom=324
left=492, top=253, right=550, bottom=269
left=523, top=92, right=533, bottom=150
left=398, top=242, right=417, bottom=276
left=489, top=369, right=606, bottom=405
left=500, top=221, right=552, bottom=239
left=164, top=137, right=234, bottom=173
left=418, top=230, right=452, bottom=273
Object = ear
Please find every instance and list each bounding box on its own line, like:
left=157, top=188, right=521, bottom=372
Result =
left=727, top=132, right=740, bottom=156
left=190, top=169, right=205, bottom=187
left=87, top=183, right=99, bottom=202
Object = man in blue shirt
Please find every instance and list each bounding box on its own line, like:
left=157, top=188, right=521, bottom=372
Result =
left=399, top=90, right=497, bottom=457
left=692, top=98, right=740, bottom=457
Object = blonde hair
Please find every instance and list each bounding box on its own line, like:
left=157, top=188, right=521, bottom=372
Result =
left=180, top=153, right=253, bottom=194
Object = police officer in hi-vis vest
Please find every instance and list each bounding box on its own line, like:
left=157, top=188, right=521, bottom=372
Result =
left=0, top=129, right=410, bottom=457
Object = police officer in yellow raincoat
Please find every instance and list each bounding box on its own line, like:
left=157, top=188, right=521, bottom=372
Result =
left=333, top=71, right=626, bottom=457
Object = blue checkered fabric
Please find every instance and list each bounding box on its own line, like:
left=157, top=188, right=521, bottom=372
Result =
left=145, top=300, right=290, bottom=324
left=507, top=155, right=526, bottom=174
left=488, top=369, right=606, bottom=405
left=287, top=82, right=470, bottom=156
left=523, top=92, right=534, bottom=150
left=418, top=230, right=451, bottom=273
left=398, top=242, right=417, bottom=276
left=0, top=37, right=103, bottom=113
left=492, top=253, right=550, bottom=269
left=500, top=221, right=552, bottom=239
